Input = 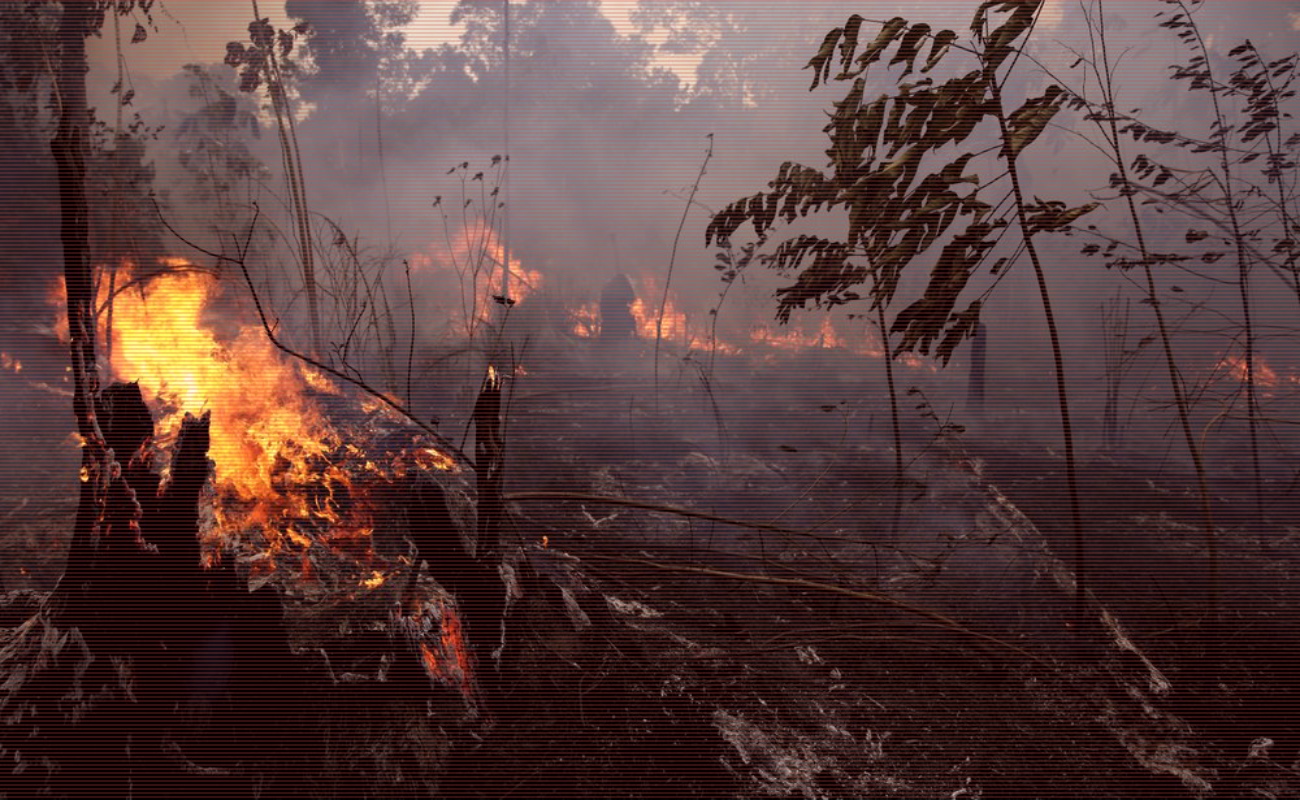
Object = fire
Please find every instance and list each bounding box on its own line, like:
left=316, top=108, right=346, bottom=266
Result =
left=570, top=303, right=600, bottom=338
left=570, top=273, right=936, bottom=368
left=410, top=221, right=543, bottom=336
left=0, top=352, right=21, bottom=374
left=438, top=600, right=475, bottom=699
left=411, top=598, right=476, bottom=702
left=1216, top=352, right=1278, bottom=387
left=628, top=275, right=714, bottom=350
left=419, top=641, right=446, bottom=681
left=48, top=259, right=456, bottom=572
left=92, top=265, right=339, bottom=509
left=1212, top=351, right=1298, bottom=398
left=749, top=316, right=853, bottom=352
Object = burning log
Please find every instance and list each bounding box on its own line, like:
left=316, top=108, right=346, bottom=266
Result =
left=440, top=367, right=510, bottom=673
left=394, top=367, right=513, bottom=703
left=2, top=376, right=511, bottom=793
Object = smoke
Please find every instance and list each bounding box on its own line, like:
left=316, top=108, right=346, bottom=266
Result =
left=4, top=0, right=1297, bottom=472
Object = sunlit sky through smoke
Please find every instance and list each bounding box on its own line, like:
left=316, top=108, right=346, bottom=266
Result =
left=87, top=1, right=703, bottom=90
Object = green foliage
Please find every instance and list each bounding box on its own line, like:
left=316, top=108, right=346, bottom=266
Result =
left=709, top=2, right=1094, bottom=366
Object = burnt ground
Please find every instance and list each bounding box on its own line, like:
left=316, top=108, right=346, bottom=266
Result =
left=4, top=335, right=1300, bottom=798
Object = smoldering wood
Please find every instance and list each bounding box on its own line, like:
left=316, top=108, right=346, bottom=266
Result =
left=474, top=369, right=506, bottom=559
left=2, top=385, right=310, bottom=796
left=467, top=368, right=509, bottom=666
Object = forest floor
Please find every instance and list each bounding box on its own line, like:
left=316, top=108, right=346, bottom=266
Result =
left=3, top=336, right=1299, bottom=798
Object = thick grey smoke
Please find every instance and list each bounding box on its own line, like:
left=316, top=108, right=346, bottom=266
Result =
left=5, top=0, right=1298, bottom=471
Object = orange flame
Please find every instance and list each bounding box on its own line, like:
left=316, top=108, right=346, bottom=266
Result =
left=1216, top=352, right=1280, bottom=388
left=48, top=259, right=457, bottom=572
left=410, top=221, right=543, bottom=336
left=570, top=303, right=600, bottom=338
left=1212, top=351, right=1298, bottom=399
left=628, top=275, right=716, bottom=350
left=0, top=352, right=22, bottom=374
left=606, top=274, right=914, bottom=363
left=748, top=316, right=855, bottom=353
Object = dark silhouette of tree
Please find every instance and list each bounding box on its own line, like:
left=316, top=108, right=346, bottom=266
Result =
left=284, top=0, right=420, bottom=105
left=630, top=2, right=844, bottom=107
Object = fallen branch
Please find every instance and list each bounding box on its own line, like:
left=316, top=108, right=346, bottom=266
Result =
left=504, top=490, right=934, bottom=561
left=584, top=554, right=1056, bottom=670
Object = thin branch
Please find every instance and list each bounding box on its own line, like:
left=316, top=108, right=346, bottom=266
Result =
left=152, top=199, right=474, bottom=468
left=655, top=133, right=713, bottom=412
left=504, top=490, right=936, bottom=560
left=582, top=553, right=1055, bottom=670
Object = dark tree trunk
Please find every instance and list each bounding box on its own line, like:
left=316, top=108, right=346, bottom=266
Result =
left=466, top=368, right=507, bottom=663
left=53, top=0, right=102, bottom=590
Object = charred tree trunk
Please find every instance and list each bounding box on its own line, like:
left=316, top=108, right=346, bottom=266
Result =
left=53, top=0, right=102, bottom=592
left=600, top=273, right=637, bottom=341
left=403, top=368, right=509, bottom=676
left=4, top=384, right=306, bottom=797
left=474, top=367, right=505, bottom=560
left=466, top=367, right=507, bottom=664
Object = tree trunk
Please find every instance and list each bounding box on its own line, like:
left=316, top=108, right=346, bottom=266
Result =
left=52, top=0, right=102, bottom=590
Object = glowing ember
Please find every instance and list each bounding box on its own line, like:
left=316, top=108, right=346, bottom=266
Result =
left=0, top=352, right=22, bottom=374
left=419, top=641, right=447, bottom=681
left=1216, top=352, right=1280, bottom=388
left=411, top=599, right=476, bottom=702
left=1212, top=351, right=1298, bottom=398
left=438, top=601, right=476, bottom=699
left=570, top=303, right=600, bottom=338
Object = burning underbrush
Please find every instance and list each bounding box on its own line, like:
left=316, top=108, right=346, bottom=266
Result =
left=45, top=259, right=486, bottom=709
left=6, top=247, right=1299, bottom=798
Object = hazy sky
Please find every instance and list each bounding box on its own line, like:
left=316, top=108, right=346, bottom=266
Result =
left=86, top=1, right=694, bottom=85
left=85, top=1, right=1300, bottom=108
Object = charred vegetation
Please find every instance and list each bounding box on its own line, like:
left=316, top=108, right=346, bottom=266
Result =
left=3, top=1, right=1300, bottom=797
